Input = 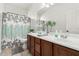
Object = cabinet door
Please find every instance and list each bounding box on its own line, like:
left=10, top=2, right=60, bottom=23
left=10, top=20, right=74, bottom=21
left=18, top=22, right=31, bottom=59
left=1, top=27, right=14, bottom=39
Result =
left=53, top=44, right=79, bottom=56
left=35, top=38, right=41, bottom=56
left=27, top=35, right=31, bottom=51
left=54, top=44, right=68, bottom=56
left=35, top=43, right=40, bottom=53
left=41, top=40, right=53, bottom=56
left=30, top=36, right=35, bottom=56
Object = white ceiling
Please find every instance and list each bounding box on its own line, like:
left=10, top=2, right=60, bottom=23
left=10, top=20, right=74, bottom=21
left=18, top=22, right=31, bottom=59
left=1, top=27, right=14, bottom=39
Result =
left=4, top=3, right=33, bottom=10
left=3, top=3, right=51, bottom=16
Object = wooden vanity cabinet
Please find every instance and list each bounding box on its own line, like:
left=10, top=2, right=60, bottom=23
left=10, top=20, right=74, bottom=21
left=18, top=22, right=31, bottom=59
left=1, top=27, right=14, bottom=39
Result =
left=53, top=44, right=79, bottom=56
left=41, top=40, right=53, bottom=56
left=27, top=35, right=79, bottom=56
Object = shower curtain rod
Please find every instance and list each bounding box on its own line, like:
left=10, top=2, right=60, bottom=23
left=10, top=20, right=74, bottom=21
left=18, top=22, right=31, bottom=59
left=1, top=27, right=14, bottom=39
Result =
left=3, top=12, right=28, bottom=17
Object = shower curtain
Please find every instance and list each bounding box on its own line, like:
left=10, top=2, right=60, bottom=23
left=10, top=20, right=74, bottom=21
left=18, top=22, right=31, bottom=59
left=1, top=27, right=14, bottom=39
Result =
left=2, top=12, right=31, bottom=42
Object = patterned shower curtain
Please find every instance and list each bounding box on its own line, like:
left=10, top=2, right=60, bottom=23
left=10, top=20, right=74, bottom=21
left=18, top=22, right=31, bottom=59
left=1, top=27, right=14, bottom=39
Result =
left=2, top=12, right=31, bottom=41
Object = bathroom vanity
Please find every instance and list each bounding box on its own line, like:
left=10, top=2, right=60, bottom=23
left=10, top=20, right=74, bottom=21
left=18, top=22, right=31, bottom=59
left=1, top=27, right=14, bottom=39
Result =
left=27, top=33, right=79, bottom=56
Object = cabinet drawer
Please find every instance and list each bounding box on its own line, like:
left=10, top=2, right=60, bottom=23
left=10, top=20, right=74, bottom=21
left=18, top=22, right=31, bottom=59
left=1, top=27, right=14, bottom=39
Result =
left=35, top=43, right=40, bottom=53
left=35, top=38, right=40, bottom=44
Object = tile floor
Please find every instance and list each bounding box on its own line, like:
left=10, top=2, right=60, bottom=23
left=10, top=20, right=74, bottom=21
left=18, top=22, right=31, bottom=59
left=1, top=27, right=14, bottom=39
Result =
left=1, top=48, right=32, bottom=56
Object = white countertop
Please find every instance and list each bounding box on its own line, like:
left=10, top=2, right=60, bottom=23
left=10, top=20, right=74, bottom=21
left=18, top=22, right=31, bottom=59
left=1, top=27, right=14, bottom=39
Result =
left=28, top=33, right=79, bottom=51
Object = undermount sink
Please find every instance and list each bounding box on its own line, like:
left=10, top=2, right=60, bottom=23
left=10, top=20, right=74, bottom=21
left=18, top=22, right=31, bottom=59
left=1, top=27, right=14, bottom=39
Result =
left=36, top=31, right=47, bottom=36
